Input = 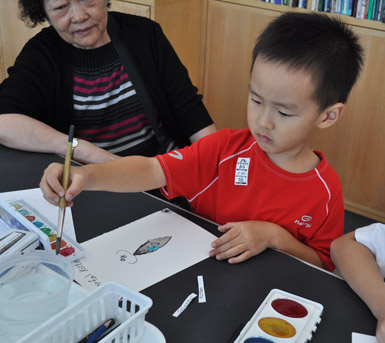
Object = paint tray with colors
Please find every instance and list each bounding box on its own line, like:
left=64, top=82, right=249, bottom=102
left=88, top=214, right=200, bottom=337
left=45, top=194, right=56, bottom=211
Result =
left=0, top=198, right=84, bottom=261
left=234, top=289, right=323, bottom=343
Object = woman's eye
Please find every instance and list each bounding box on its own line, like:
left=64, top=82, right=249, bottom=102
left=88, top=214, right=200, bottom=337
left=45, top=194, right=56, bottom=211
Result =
left=52, top=1, right=68, bottom=11
left=278, top=111, right=293, bottom=117
left=251, top=98, right=261, bottom=105
left=54, top=5, right=67, bottom=11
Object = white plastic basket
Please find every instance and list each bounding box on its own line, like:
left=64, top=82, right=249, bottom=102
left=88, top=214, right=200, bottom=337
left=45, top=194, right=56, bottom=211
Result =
left=17, top=281, right=153, bottom=343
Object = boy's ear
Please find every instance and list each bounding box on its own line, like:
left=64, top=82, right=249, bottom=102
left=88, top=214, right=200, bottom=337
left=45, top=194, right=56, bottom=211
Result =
left=317, top=103, right=345, bottom=129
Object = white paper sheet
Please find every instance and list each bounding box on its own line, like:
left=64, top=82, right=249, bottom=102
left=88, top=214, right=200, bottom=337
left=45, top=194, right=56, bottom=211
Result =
left=0, top=188, right=76, bottom=241
left=352, top=332, right=377, bottom=343
left=73, top=209, right=217, bottom=292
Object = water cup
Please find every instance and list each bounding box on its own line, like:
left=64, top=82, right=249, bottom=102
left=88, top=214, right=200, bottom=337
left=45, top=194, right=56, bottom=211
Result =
left=0, top=250, right=74, bottom=341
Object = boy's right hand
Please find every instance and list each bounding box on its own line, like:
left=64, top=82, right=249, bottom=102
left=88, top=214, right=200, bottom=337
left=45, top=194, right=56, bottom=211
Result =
left=40, top=162, right=87, bottom=207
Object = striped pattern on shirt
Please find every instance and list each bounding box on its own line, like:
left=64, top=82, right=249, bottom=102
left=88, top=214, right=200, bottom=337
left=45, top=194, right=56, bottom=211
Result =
left=70, top=42, right=160, bottom=156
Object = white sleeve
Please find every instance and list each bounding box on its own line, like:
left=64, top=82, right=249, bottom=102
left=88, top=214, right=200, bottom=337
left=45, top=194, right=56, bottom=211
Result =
left=355, top=223, right=385, bottom=277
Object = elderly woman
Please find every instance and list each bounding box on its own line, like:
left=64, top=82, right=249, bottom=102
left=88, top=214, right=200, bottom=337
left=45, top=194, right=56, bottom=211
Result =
left=0, top=0, right=215, bottom=164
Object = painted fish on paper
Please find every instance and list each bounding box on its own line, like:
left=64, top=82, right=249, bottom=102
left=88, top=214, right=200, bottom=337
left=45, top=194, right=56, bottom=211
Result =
left=133, top=236, right=172, bottom=255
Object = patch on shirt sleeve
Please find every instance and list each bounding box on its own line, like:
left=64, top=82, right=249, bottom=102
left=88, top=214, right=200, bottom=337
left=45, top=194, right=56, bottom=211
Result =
left=168, top=151, right=183, bottom=160
left=235, top=157, right=250, bottom=186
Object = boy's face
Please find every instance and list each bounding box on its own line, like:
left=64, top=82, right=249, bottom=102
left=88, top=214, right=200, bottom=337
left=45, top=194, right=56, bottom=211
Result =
left=247, top=57, right=327, bottom=164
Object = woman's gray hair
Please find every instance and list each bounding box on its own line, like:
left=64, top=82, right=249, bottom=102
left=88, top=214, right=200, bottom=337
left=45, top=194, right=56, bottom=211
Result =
left=18, top=0, right=111, bottom=27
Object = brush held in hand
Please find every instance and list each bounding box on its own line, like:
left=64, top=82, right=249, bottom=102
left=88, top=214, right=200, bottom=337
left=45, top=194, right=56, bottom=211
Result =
left=56, top=125, right=75, bottom=255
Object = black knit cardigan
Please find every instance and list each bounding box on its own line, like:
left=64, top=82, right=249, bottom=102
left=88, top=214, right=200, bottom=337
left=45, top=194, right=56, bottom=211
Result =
left=0, top=12, right=213, bottom=151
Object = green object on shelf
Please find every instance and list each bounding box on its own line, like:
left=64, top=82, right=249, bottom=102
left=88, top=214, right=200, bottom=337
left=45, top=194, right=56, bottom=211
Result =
left=367, top=0, right=375, bottom=19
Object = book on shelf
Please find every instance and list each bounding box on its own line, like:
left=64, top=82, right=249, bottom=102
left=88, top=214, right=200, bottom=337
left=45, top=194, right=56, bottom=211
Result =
left=381, top=1, right=385, bottom=23
left=362, top=0, right=368, bottom=18
left=349, top=0, right=354, bottom=15
left=310, top=0, right=385, bottom=21
left=374, top=0, right=383, bottom=19
left=312, top=0, right=319, bottom=10
left=334, top=0, right=340, bottom=11
left=367, top=0, right=373, bottom=19
left=356, top=0, right=363, bottom=17
left=259, top=0, right=385, bottom=20
left=298, top=0, right=308, bottom=7
left=381, top=0, right=385, bottom=21
left=324, top=0, right=332, bottom=12
left=330, top=0, right=337, bottom=13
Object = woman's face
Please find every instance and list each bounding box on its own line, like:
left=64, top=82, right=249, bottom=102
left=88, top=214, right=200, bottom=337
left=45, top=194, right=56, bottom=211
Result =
left=44, top=0, right=110, bottom=49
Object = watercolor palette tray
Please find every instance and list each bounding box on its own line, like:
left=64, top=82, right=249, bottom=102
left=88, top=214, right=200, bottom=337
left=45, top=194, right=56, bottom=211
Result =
left=234, top=289, right=323, bottom=343
left=0, top=198, right=84, bottom=261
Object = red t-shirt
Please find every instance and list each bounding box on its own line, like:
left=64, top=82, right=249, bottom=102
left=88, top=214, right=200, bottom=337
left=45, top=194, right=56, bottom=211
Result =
left=156, top=129, right=344, bottom=271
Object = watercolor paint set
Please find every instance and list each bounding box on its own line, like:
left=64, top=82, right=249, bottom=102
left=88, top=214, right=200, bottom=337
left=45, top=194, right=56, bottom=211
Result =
left=234, top=289, right=323, bottom=343
left=0, top=198, right=84, bottom=261
left=0, top=229, right=39, bottom=256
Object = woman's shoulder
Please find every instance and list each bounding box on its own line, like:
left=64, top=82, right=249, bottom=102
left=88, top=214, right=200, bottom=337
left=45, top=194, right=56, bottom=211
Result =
left=22, top=25, right=65, bottom=52
left=13, top=26, right=66, bottom=67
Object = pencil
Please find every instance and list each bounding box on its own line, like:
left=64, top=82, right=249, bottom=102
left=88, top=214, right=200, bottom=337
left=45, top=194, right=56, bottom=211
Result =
left=80, top=319, right=115, bottom=343
left=56, top=125, right=75, bottom=255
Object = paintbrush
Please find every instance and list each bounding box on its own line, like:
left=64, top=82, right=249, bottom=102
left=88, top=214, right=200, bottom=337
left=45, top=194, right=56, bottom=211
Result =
left=56, top=125, right=76, bottom=255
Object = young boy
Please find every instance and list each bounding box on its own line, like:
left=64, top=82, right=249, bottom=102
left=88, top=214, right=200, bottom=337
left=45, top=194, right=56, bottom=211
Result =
left=40, top=12, right=364, bottom=272
left=331, top=223, right=385, bottom=342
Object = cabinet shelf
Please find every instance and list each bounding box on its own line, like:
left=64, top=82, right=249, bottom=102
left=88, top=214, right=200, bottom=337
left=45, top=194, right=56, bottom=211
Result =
left=220, top=0, right=385, bottom=31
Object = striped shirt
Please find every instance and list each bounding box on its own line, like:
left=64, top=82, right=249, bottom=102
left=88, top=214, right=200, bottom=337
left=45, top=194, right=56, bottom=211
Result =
left=70, top=42, right=160, bottom=156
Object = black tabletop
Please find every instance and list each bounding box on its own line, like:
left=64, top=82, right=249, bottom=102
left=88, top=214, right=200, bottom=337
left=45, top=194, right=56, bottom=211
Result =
left=0, top=145, right=377, bottom=342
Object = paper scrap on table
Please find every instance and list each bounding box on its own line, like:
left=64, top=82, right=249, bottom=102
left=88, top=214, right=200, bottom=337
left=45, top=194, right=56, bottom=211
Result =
left=198, top=275, right=206, bottom=303
left=73, top=209, right=217, bottom=292
left=0, top=188, right=77, bottom=241
left=352, top=332, right=377, bottom=343
left=173, top=293, right=197, bottom=317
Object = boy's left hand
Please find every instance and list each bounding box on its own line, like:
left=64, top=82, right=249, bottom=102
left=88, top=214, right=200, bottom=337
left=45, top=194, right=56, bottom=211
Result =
left=209, top=221, right=282, bottom=264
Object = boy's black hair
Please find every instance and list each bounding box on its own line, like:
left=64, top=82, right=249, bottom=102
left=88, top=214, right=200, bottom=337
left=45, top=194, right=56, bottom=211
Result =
left=251, top=12, right=364, bottom=111
left=18, top=0, right=111, bottom=27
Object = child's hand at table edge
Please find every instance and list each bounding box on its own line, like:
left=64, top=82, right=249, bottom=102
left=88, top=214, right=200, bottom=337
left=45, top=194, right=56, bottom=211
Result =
left=376, top=311, right=385, bottom=343
left=209, top=221, right=282, bottom=264
left=40, top=162, right=87, bottom=207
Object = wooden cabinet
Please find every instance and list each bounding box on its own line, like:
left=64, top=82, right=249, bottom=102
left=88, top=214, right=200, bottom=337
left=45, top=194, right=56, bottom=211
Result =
left=110, top=0, right=150, bottom=17
left=0, top=1, right=47, bottom=82
left=0, top=0, right=206, bottom=91
left=311, top=24, right=385, bottom=221
left=203, top=0, right=385, bottom=221
left=110, top=0, right=207, bottom=90
left=203, top=3, right=279, bottom=130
